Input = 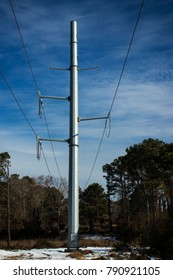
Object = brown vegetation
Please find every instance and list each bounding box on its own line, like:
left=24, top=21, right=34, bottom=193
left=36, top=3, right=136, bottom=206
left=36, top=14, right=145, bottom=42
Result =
left=0, top=236, right=114, bottom=250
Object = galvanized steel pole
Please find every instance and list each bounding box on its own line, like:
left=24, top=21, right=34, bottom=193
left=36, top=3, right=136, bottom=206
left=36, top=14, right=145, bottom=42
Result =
left=68, top=21, right=79, bottom=250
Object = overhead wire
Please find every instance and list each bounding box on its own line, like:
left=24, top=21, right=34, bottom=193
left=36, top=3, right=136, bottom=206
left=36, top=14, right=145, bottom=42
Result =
left=84, top=123, right=107, bottom=189
left=0, top=69, right=37, bottom=137
left=9, top=0, right=64, bottom=183
left=40, top=145, right=52, bottom=177
left=107, top=0, right=145, bottom=117
left=84, top=0, right=145, bottom=188
left=9, top=0, right=39, bottom=92
left=42, top=106, right=66, bottom=185
left=0, top=69, right=52, bottom=177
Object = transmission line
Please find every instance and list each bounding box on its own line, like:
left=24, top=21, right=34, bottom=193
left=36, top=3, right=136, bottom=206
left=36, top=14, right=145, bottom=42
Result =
left=108, top=0, right=145, bottom=116
left=9, top=0, right=39, bottom=92
left=0, top=70, right=53, bottom=177
left=84, top=0, right=145, bottom=188
left=40, top=145, right=52, bottom=177
left=9, top=0, right=64, bottom=183
left=42, top=105, right=66, bottom=186
left=0, top=70, right=37, bottom=137
left=84, top=122, right=107, bottom=189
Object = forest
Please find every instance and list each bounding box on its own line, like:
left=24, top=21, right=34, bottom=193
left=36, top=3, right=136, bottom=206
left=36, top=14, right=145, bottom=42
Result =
left=0, top=138, right=173, bottom=259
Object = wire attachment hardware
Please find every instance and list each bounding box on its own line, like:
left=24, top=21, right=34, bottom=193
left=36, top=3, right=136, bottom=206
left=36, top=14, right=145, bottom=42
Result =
left=38, top=90, right=43, bottom=118
left=36, top=136, right=69, bottom=160
left=36, top=135, right=42, bottom=160
left=38, top=90, right=70, bottom=118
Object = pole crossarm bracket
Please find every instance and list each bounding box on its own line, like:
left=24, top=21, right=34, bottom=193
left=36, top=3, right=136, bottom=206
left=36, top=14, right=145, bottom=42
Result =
left=40, top=95, right=70, bottom=101
left=50, top=67, right=70, bottom=71
left=79, top=116, right=108, bottom=122
left=38, top=137, right=69, bottom=143
left=50, top=66, right=98, bottom=71
left=78, top=66, right=98, bottom=71
left=36, top=135, right=68, bottom=160
left=38, top=90, right=70, bottom=117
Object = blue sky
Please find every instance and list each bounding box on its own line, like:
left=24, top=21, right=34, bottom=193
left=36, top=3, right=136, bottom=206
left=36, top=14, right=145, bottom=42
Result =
left=0, top=0, right=173, bottom=189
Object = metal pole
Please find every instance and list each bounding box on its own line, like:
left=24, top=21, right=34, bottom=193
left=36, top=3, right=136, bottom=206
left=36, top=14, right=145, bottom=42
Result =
left=68, top=20, right=79, bottom=250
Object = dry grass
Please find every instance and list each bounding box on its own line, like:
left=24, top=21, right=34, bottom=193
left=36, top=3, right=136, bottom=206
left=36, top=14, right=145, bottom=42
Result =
left=5, top=254, right=32, bottom=260
left=0, top=239, right=67, bottom=250
left=0, top=236, right=114, bottom=250
left=108, top=252, right=125, bottom=260
left=92, top=255, right=108, bottom=260
left=68, top=249, right=93, bottom=260
left=79, top=238, right=114, bottom=248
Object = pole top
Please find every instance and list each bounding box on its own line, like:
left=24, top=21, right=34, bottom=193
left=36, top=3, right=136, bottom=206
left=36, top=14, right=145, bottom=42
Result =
left=70, top=20, right=77, bottom=44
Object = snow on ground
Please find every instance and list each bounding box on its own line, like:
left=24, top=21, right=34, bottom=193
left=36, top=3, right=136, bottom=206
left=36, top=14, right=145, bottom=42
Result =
left=0, top=248, right=73, bottom=260
left=0, top=246, right=155, bottom=260
left=0, top=247, right=113, bottom=260
left=0, top=235, right=156, bottom=260
left=0, top=234, right=116, bottom=260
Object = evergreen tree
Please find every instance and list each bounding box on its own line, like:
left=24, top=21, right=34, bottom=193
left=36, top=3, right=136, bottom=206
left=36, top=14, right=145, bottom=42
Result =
left=103, top=138, right=173, bottom=257
left=80, top=183, right=108, bottom=233
left=41, top=187, right=66, bottom=235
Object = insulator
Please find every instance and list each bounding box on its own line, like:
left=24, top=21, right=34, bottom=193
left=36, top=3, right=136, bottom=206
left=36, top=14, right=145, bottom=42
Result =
left=36, top=136, right=42, bottom=160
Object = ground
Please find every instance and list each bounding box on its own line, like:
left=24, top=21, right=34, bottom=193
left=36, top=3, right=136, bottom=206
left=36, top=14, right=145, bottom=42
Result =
left=0, top=235, right=157, bottom=260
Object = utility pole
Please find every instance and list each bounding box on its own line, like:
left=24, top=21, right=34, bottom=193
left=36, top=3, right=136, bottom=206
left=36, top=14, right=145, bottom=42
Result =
left=37, top=21, right=80, bottom=250
left=68, top=21, right=79, bottom=250
left=37, top=20, right=108, bottom=251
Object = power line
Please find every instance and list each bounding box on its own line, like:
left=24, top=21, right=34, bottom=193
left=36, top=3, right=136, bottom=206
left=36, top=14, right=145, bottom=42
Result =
left=40, top=145, right=52, bottom=177
left=0, top=69, right=37, bottom=137
left=9, top=0, right=64, bottom=182
left=0, top=70, right=52, bottom=177
left=9, top=0, right=39, bottom=92
left=41, top=105, right=66, bottom=185
left=84, top=123, right=107, bottom=189
left=108, top=0, right=145, bottom=116
left=84, top=0, right=145, bottom=188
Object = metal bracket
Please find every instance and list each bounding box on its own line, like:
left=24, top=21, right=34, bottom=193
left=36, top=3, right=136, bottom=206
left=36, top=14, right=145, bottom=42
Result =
left=78, top=66, right=98, bottom=71
left=39, top=137, right=69, bottom=143
left=50, top=67, right=70, bottom=71
left=40, top=95, right=69, bottom=101
left=36, top=136, right=68, bottom=160
left=38, top=90, right=69, bottom=117
left=50, top=66, right=98, bottom=71
left=79, top=116, right=108, bottom=122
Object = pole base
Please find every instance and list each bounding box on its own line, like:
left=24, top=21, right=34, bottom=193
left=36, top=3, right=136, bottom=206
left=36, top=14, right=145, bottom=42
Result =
left=65, top=247, right=81, bottom=252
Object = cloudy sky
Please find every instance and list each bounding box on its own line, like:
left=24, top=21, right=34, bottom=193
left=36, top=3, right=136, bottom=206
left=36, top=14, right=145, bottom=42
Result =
left=0, top=0, right=173, bottom=188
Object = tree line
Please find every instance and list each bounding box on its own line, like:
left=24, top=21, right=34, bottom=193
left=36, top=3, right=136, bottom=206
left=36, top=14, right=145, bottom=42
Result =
left=0, top=152, right=108, bottom=240
left=1, top=137, right=173, bottom=258
left=103, top=138, right=173, bottom=259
